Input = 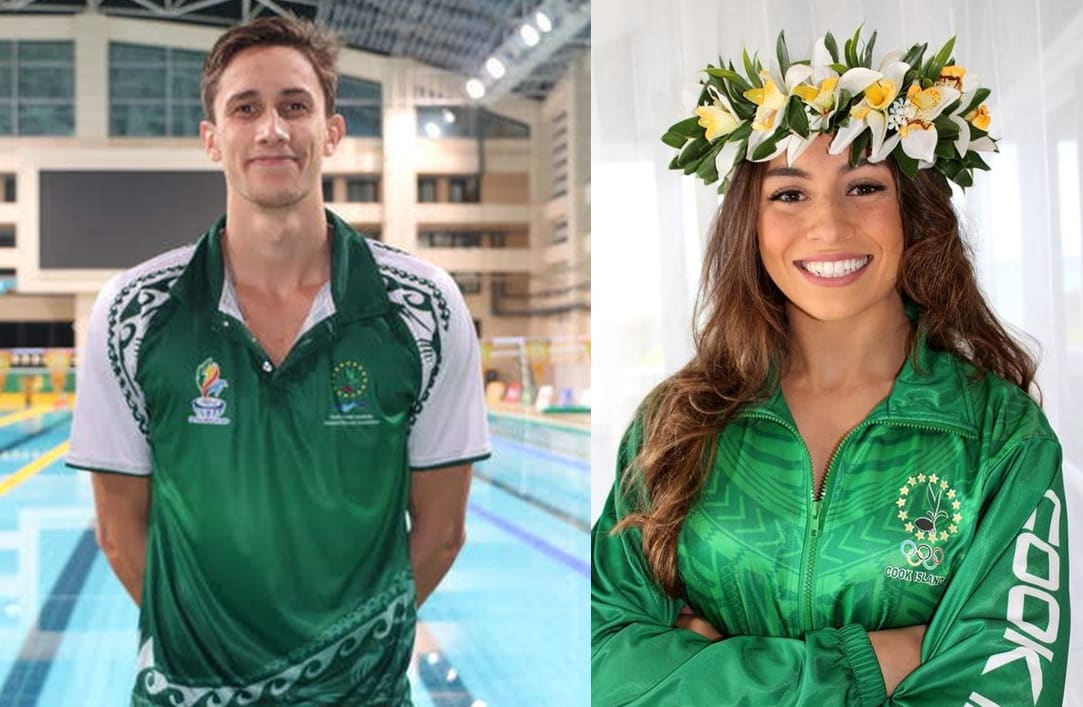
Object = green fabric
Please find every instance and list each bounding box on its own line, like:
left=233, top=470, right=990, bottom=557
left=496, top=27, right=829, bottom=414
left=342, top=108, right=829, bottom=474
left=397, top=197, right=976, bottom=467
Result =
left=122, top=215, right=423, bottom=705
left=592, top=340, right=1069, bottom=706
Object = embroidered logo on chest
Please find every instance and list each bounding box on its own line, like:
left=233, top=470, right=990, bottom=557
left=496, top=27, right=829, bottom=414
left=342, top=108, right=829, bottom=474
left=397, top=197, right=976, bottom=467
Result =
left=324, top=360, right=378, bottom=427
left=332, top=360, right=370, bottom=412
left=187, top=358, right=231, bottom=426
left=894, top=473, right=963, bottom=570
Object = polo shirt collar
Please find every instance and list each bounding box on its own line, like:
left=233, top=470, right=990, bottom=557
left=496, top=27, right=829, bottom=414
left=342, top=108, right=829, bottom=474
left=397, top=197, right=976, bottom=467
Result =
left=171, top=209, right=389, bottom=324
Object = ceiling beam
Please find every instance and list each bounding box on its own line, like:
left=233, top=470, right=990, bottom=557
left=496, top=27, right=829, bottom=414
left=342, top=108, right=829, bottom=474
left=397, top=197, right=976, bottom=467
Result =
left=480, top=0, right=589, bottom=103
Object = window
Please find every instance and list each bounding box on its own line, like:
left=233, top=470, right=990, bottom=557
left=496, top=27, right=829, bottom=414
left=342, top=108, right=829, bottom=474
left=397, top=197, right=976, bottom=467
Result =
left=323, top=175, right=380, bottom=202
left=551, top=110, right=569, bottom=198
left=0, top=225, right=13, bottom=247
left=0, top=41, right=75, bottom=136
left=0, top=322, right=73, bottom=348
left=448, top=176, right=479, bottom=203
left=420, top=231, right=474, bottom=248
left=110, top=43, right=206, bottom=136
left=416, top=106, right=530, bottom=139
left=419, top=230, right=516, bottom=248
left=2, top=174, right=14, bottom=202
left=417, top=106, right=467, bottom=138
left=552, top=219, right=569, bottom=244
left=345, top=176, right=379, bottom=202
left=417, top=175, right=482, bottom=203
left=417, top=176, right=437, bottom=203
left=338, top=76, right=382, bottom=137
left=482, top=111, right=530, bottom=138
left=353, top=225, right=381, bottom=241
left=451, top=272, right=482, bottom=294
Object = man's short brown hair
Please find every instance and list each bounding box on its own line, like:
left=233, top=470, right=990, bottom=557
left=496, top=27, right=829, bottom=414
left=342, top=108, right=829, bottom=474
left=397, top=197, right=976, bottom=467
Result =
left=201, top=15, right=340, bottom=122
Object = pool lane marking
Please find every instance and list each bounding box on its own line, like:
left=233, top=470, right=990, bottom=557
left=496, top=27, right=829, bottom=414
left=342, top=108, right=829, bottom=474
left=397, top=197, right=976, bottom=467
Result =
left=0, top=528, right=98, bottom=702
left=487, top=410, right=589, bottom=435
left=472, top=468, right=589, bottom=533
left=0, top=405, right=53, bottom=429
left=468, top=502, right=589, bottom=578
left=490, top=437, right=589, bottom=473
left=0, top=441, right=70, bottom=497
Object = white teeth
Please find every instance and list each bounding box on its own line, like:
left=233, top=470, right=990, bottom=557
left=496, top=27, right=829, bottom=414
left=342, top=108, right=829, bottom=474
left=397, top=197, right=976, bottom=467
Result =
left=800, top=256, right=870, bottom=278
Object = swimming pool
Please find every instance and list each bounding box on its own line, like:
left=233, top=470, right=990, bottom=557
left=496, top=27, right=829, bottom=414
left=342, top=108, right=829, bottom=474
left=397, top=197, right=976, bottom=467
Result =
left=0, top=409, right=590, bottom=706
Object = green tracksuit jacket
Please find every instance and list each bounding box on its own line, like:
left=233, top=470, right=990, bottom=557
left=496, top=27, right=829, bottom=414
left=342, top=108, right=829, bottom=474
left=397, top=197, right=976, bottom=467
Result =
left=592, top=340, right=1068, bottom=706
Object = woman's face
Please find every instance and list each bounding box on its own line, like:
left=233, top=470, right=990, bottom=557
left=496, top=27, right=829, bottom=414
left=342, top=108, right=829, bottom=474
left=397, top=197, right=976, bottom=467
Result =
left=757, top=134, right=905, bottom=324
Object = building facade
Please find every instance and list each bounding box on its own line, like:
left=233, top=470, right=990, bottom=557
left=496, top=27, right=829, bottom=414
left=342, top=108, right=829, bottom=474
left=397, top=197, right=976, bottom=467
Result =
left=0, top=13, right=590, bottom=350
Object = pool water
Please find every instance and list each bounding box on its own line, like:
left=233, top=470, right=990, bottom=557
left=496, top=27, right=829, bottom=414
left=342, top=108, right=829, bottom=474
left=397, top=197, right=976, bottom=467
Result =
left=0, top=409, right=589, bottom=706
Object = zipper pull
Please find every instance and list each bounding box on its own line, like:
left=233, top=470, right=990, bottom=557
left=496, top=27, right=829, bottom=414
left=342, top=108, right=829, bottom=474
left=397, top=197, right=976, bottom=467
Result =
left=810, top=501, right=822, bottom=537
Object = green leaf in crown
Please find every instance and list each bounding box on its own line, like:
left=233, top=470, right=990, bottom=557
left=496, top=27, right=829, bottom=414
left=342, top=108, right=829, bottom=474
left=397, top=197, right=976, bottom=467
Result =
left=332, top=360, right=369, bottom=413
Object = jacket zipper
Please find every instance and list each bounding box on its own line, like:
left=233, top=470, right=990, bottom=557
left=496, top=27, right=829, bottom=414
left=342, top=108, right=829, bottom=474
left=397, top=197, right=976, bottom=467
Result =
left=743, top=411, right=822, bottom=630
left=741, top=413, right=875, bottom=631
left=800, top=420, right=875, bottom=630
left=740, top=410, right=973, bottom=632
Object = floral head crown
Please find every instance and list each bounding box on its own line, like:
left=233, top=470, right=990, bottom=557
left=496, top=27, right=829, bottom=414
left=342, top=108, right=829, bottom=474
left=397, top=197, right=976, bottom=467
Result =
left=662, top=27, right=997, bottom=193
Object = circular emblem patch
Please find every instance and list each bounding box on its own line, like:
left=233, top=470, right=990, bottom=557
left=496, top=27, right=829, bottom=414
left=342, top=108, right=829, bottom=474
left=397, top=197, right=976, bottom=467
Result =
left=895, top=474, right=962, bottom=570
left=332, top=361, right=369, bottom=411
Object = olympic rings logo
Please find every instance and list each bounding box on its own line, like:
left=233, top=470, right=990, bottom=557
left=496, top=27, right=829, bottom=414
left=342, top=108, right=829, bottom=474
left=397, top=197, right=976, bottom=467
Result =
left=900, top=540, right=944, bottom=570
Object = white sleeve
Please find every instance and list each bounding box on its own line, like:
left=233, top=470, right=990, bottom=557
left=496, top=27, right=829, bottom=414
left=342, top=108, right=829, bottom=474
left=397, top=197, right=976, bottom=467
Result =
left=67, top=275, right=152, bottom=476
left=407, top=269, right=491, bottom=470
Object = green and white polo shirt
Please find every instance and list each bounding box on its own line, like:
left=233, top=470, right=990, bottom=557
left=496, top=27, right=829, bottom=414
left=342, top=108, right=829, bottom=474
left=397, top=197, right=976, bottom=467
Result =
left=67, top=210, right=491, bottom=706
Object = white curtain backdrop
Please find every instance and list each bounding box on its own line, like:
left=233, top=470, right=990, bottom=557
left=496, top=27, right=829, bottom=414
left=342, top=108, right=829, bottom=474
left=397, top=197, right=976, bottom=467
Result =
left=592, top=0, right=1083, bottom=701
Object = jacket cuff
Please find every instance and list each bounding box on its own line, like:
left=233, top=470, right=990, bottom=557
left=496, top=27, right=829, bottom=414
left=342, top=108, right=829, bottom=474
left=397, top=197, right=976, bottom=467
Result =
left=838, top=623, right=888, bottom=706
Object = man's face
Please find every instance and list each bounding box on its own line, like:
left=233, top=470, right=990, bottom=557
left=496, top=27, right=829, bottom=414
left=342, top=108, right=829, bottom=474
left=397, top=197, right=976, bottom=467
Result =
left=200, top=45, right=344, bottom=210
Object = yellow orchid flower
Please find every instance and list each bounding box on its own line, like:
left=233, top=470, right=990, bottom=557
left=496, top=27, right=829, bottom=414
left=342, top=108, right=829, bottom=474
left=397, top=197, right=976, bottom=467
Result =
left=864, top=78, right=900, bottom=111
left=966, top=104, right=991, bottom=131
left=743, top=72, right=787, bottom=131
left=793, top=76, right=838, bottom=115
left=695, top=101, right=740, bottom=141
left=937, top=65, right=966, bottom=91
left=892, top=82, right=961, bottom=162
left=829, top=53, right=910, bottom=161
left=907, top=83, right=950, bottom=111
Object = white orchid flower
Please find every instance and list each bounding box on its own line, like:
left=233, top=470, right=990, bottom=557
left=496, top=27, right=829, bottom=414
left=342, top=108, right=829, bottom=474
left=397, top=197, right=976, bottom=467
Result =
left=949, top=101, right=995, bottom=154
left=741, top=69, right=795, bottom=162
left=828, top=50, right=910, bottom=160
left=714, top=137, right=747, bottom=183
left=780, top=38, right=879, bottom=164
left=932, top=66, right=995, bottom=157
left=792, top=40, right=874, bottom=127
left=886, top=83, right=962, bottom=165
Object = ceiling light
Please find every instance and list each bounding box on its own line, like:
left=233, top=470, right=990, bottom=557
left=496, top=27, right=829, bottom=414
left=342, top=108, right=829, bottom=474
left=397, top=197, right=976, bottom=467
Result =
left=465, top=78, right=486, bottom=99
left=535, top=11, right=552, bottom=32
left=424, top=122, right=441, bottom=138
left=520, top=24, right=540, bottom=47
left=442, top=108, right=456, bottom=123
left=485, top=57, right=506, bottom=80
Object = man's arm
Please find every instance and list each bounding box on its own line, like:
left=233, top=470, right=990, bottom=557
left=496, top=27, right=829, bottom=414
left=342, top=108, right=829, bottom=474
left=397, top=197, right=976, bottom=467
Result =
left=408, top=463, right=471, bottom=607
left=90, top=472, right=150, bottom=606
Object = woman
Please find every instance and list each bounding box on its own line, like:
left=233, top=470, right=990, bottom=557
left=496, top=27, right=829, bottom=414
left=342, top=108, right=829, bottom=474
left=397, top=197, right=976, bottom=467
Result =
left=591, top=30, right=1069, bottom=706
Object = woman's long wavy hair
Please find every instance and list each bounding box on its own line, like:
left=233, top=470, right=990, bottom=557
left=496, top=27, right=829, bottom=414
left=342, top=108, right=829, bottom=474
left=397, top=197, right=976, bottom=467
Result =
left=615, top=158, right=1038, bottom=597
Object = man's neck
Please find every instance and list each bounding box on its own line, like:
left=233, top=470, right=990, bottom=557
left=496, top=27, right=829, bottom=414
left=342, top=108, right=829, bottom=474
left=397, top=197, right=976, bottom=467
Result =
left=221, top=196, right=331, bottom=297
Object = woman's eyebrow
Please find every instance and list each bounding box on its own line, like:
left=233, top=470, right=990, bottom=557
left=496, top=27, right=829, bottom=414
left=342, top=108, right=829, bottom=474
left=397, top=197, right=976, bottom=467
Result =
left=764, top=158, right=884, bottom=180
left=764, top=166, right=809, bottom=179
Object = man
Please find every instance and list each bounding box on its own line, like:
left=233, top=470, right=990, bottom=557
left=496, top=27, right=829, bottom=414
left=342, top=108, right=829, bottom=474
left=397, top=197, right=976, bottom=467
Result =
left=67, top=16, right=490, bottom=705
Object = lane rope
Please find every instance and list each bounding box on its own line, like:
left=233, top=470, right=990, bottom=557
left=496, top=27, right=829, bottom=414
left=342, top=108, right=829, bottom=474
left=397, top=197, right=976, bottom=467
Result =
left=0, top=440, right=70, bottom=497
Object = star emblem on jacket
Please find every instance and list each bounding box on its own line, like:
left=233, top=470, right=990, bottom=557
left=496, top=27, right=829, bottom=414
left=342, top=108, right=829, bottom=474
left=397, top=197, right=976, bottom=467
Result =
left=897, top=474, right=963, bottom=543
